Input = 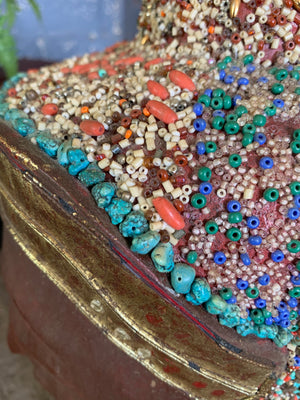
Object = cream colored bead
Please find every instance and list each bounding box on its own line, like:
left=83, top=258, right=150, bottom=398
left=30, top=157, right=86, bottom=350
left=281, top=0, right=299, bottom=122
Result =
left=146, top=138, right=155, bottom=151
left=119, top=139, right=130, bottom=149
left=178, top=139, right=189, bottom=151
left=162, top=180, right=175, bottom=193
left=129, top=185, right=143, bottom=198
left=150, top=221, right=165, bottom=231
left=98, top=158, right=110, bottom=169
left=135, top=137, right=144, bottom=145
left=171, top=188, right=183, bottom=199
left=72, top=138, right=81, bottom=148
left=145, top=131, right=155, bottom=139
left=153, top=157, right=162, bottom=167
left=152, top=189, right=164, bottom=198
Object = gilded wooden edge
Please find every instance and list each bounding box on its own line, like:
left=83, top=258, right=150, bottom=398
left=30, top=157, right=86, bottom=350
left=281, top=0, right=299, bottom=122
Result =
left=0, top=124, right=288, bottom=400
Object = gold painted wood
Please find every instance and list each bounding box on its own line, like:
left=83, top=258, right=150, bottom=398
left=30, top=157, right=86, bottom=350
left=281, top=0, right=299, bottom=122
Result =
left=229, top=0, right=241, bottom=18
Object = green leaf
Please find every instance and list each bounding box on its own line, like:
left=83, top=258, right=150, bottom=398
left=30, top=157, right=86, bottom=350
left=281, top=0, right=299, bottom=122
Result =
left=27, top=0, right=41, bottom=20
left=0, top=33, right=18, bottom=77
left=5, top=0, right=19, bottom=28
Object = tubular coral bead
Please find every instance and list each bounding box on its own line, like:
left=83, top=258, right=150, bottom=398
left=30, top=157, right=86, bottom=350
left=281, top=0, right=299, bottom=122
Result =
left=152, top=197, right=185, bottom=230
left=146, top=100, right=178, bottom=124
left=80, top=120, right=105, bottom=136
left=169, top=70, right=196, bottom=91
left=147, top=80, right=170, bottom=100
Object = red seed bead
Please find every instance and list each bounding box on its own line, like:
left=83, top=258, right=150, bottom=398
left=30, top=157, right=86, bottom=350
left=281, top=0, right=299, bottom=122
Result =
left=272, top=8, right=281, bottom=16
left=157, top=168, right=169, bottom=182
left=121, top=117, right=132, bottom=128
left=294, top=35, right=300, bottom=45
left=285, top=40, right=295, bottom=50
left=80, top=120, right=105, bottom=136
left=294, top=14, right=300, bottom=25
left=258, top=40, right=265, bottom=50
left=7, top=88, right=17, bottom=97
left=285, top=0, right=293, bottom=7
left=174, top=155, right=188, bottom=166
left=95, top=154, right=105, bottom=161
left=130, top=109, right=142, bottom=119
left=277, top=14, right=287, bottom=25
left=267, top=16, right=277, bottom=27
left=41, top=103, right=59, bottom=116
left=231, top=32, right=241, bottom=43
left=173, top=199, right=185, bottom=212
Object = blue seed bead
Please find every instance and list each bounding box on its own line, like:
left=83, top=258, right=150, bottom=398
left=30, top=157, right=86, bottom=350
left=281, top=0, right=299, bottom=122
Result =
left=204, top=88, right=213, bottom=97
left=196, top=141, right=206, bottom=154
left=273, top=99, right=285, bottom=108
left=236, top=278, right=249, bottom=290
left=237, top=77, right=249, bottom=86
left=288, top=298, right=298, bottom=308
left=219, top=69, right=226, bottom=80
left=226, top=295, right=237, bottom=304
left=254, top=132, right=266, bottom=145
left=246, top=64, right=256, bottom=73
left=224, top=74, right=235, bottom=84
left=230, top=65, right=240, bottom=72
left=280, top=319, right=290, bottom=328
left=247, top=216, right=260, bottom=229
left=271, top=249, right=285, bottom=262
left=288, top=208, right=300, bottom=219
left=258, top=76, right=268, bottom=83
left=193, top=103, right=203, bottom=116
left=248, top=235, right=262, bottom=246
left=294, top=194, right=300, bottom=208
left=213, top=110, right=225, bottom=118
left=199, top=182, right=212, bottom=195
left=258, top=274, right=270, bottom=285
left=255, top=298, right=266, bottom=308
left=232, top=94, right=241, bottom=106
left=214, top=251, right=227, bottom=265
left=294, top=356, right=300, bottom=367
left=273, top=316, right=281, bottom=325
left=279, top=310, right=290, bottom=320
left=227, top=200, right=241, bottom=212
left=291, top=275, right=300, bottom=285
left=193, top=118, right=206, bottom=131
left=265, top=317, right=273, bottom=325
left=240, top=253, right=251, bottom=266
left=259, top=157, right=274, bottom=169
left=277, top=301, right=287, bottom=312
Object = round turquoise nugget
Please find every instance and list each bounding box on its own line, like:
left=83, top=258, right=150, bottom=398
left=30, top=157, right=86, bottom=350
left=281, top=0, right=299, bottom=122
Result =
left=12, top=117, right=36, bottom=136
left=151, top=242, right=174, bottom=273
left=131, top=231, right=161, bottom=254
left=105, top=197, right=132, bottom=225
left=91, top=181, right=115, bottom=208
left=119, top=211, right=148, bottom=238
left=36, top=131, right=61, bottom=157
left=67, top=148, right=90, bottom=175
left=218, top=304, right=241, bottom=328
left=171, top=263, right=196, bottom=294
left=205, top=294, right=227, bottom=315
left=186, top=277, right=211, bottom=305
left=78, top=163, right=105, bottom=186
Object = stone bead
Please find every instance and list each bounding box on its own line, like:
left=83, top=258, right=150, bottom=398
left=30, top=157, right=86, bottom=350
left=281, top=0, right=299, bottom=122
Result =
left=131, top=230, right=161, bottom=254
left=0, top=103, right=9, bottom=118
left=36, top=131, right=61, bottom=157
left=105, top=197, right=132, bottom=225
left=273, top=327, right=293, bottom=347
left=91, top=182, right=116, bottom=208
left=4, top=108, right=27, bottom=121
left=205, top=294, right=228, bottom=315
left=151, top=242, right=174, bottom=273
left=12, top=117, right=36, bottom=137
left=57, top=140, right=73, bottom=167
left=78, top=163, right=105, bottom=186
left=218, top=304, right=241, bottom=328
left=186, top=277, right=211, bottom=305
left=171, top=263, right=196, bottom=294
left=67, top=148, right=90, bottom=176
left=254, top=324, right=278, bottom=340
left=119, top=211, right=149, bottom=238
left=236, top=320, right=255, bottom=337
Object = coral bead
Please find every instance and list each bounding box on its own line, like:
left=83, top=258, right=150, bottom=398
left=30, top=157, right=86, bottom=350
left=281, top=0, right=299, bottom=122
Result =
left=147, top=80, right=170, bottom=100
left=169, top=69, right=196, bottom=91
left=152, top=197, right=185, bottom=230
left=146, top=100, right=178, bottom=124
left=80, top=120, right=105, bottom=136
left=41, top=103, right=59, bottom=116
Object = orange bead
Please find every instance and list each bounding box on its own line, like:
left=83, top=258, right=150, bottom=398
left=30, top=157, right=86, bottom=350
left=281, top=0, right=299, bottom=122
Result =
left=125, top=129, right=132, bottom=139
left=157, top=168, right=169, bottom=182
left=144, top=57, right=164, bottom=70
left=143, top=107, right=151, bottom=117
left=152, top=197, right=185, bottom=230
left=173, top=199, right=185, bottom=213
left=81, top=106, right=89, bottom=114
left=208, top=26, right=215, bottom=34
left=147, top=80, right=170, bottom=100
left=146, top=100, right=178, bottom=124
left=41, top=103, right=59, bottom=116
left=169, top=70, right=196, bottom=91
left=80, top=120, right=105, bottom=136
left=114, top=56, right=144, bottom=66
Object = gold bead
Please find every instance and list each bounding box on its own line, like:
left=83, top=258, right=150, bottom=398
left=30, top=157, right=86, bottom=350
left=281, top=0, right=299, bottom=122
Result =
left=229, top=0, right=241, bottom=18
left=293, top=0, right=300, bottom=11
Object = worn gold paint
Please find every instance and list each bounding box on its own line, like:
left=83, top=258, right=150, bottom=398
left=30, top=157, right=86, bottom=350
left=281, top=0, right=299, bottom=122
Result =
left=293, top=0, right=300, bottom=11
left=229, top=0, right=241, bottom=18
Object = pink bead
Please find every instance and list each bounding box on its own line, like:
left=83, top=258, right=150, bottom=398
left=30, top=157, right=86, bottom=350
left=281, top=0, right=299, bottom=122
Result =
left=147, top=80, right=170, bottom=100
left=146, top=100, right=178, bottom=124
left=169, top=70, right=196, bottom=91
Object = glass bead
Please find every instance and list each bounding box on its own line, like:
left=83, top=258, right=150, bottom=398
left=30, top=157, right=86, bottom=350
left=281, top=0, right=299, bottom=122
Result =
left=290, top=181, right=300, bottom=195
left=290, top=70, right=300, bottom=80
left=198, top=166, right=212, bottom=181
left=248, top=235, right=262, bottom=246
left=223, top=95, right=232, bottom=110
left=199, top=182, right=212, bottom=195
left=237, top=77, right=249, bottom=86
left=275, top=69, right=288, bottom=81
left=245, top=286, right=259, bottom=299
left=173, top=199, right=185, bottom=212
left=254, top=132, right=266, bottom=144
left=205, top=141, right=217, bottom=153
left=293, top=129, right=300, bottom=140
left=235, top=105, right=248, bottom=117
left=211, top=97, right=223, bottom=110
left=263, top=187, right=279, bottom=202
left=250, top=309, right=264, bottom=325
left=253, top=114, right=266, bottom=127
left=193, top=103, right=203, bottom=116
left=226, top=227, right=242, bottom=241
left=264, top=105, right=277, bottom=116
left=289, top=287, right=300, bottom=298
left=198, top=94, right=211, bottom=107
left=236, top=278, right=249, bottom=290
left=157, top=169, right=169, bottom=182
left=287, top=208, right=300, bottom=220
left=191, top=193, right=207, bottom=209
left=258, top=274, right=270, bottom=285
left=242, top=123, right=256, bottom=135
left=271, top=83, right=284, bottom=94
left=271, top=250, right=285, bottom=262
left=247, top=216, right=260, bottom=229
left=219, top=287, right=233, bottom=300
left=205, top=221, right=219, bottom=234
left=193, top=118, right=206, bottom=131
left=214, top=251, right=226, bottom=264
left=291, top=140, right=300, bottom=154
left=225, top=113, right=238, bottom=122
left=174, top=155, right=188, bottom=166
left=229, top=153, right=242, bottom=168
left=196, top=141, right=206, bottom=155
left=273, top=99, right=284, bottom=108
left=187, top=251, right=198, bottom=264
left=294, top=194, right=300, bottom=208
left=287, top=240, right=300, bottom=253
left=243, top=54, right=254, bottom=65
left=212, top=88, right=225, bottom=97
left=240, top=253, right=251, bottom=265
left=212, top=116, right=225, bottom=130
left=228, top=212, right=242, bottom=223
left=224, top=121, right=239, bottom=135
left=227, top=200, right=241, bottom=212
left=259, top=157, right=274, bottom=169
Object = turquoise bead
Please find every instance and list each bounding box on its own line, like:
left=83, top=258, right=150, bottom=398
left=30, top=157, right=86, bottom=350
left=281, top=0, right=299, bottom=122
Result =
left=171, top=263, right=196, bottom=294
left=186, top=277, right=211, bottom=305
left=12, top=117, right=36, bottom=136
left=67, top=148, right=90, bottom=175
left=4, top=108, right=27, bottom=121
left=57, top=140, right=73, bottom=167
left=36, top=131, right=61, bottom=157
left=119, top=211, right=148, bottom=238
left=151, top=242, right=174, bottom=273
left=205, top=294, right=227, bottom=315
left=236, top=320, right=255, bottom=337
left=254, top=324, right=278, bottom=340
left=78, top=163, right=105, bottom=186
left=273, top=327, right=293, bottom=348
left=91, top=182, right=116, bottom=208
left=0, top=103, right=9, bottom=118
left=219, top=304, right=241, bottom=328
left=105, top=197, right=132, bottom=225
left=131, top=230, right=161, bottom=255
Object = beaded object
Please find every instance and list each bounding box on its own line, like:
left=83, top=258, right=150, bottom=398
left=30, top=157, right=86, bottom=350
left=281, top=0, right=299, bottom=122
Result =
left=1, top=0, right=300, bottom=397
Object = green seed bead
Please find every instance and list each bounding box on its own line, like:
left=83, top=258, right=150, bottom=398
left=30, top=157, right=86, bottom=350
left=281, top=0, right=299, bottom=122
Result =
left=275, top=69, right=288, bottom=81
left=291, top=140, right=300, bottom=154
left=228, top=212, right=243, bottom=223
left=253, top=114, right=267, bottom=127
left=293, top=129, right=300, bottom=140
left=290, top=70, right=300, bottom=80
left=289, top=324, right=299, bottom=332
left=223, top=95, right=232, bottom=110
left=198, top=166, right=212, bottom=181
left=289, top=287, right=300, bottom=298
left=224, top=122, right=239, bottom=135
left=269, top=67, right=278, bottom=75
left=229, top=154, right=242, bottom=168
left=191, top=193, right=207, bottom=209
left=235, top=105, right=248, bottom=117
left=264, top=105, right=277, bottom=117
left=243, top=54, right=254, bottom=65
left=211, top=97, right=223, bottom=110
left=187, top=251, right=198, bottom=264
left=250, top=309, right=264, bottom=325
left=295, top=87, right=300, bottom=95
left=223, top=56, right=232, bottom=64
left=290, top=181, right=300, bottom=195
left=262, top=308, right=272, bottom=319
left=217, top=61, right=227, bottom=70
left=198, top=94, right=211, bottom=107
left=271, top=83, right=284, bottom=94
left=287, top=239, right=300, bottom=254
left=205, top=221, right=219, bottom=235
left=242, top=133, right=254, bottom=147
left=263, top=188, right=279, bottom=202
left=290, top=310, right=298, bottom=320
left=219, top=287, right=233, bottom=300
left=212, top=116, right=225, bottom=130
left=245, top=286, right=259, bottom=299
left=226, top=113, right=238, bottom=122
left=205, top=141, right=217, bottom=153
left=242, top=123, right=256, bottom=135
left=213, top=88, right=225, bottom=97
left=226, top=227, right=242, bottom=241
left=296, top=261, right=300, bottom=272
